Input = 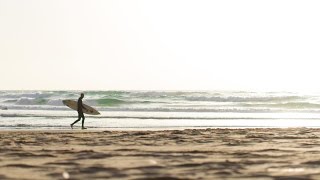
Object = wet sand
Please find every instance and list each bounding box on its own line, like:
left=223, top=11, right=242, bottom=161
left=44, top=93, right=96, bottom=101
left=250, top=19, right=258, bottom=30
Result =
left=1, top=128, right=320, bottom=179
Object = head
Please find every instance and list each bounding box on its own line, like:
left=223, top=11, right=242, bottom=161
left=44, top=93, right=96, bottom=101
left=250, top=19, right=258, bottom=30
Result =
left=80, top=93, right=84, bottom=99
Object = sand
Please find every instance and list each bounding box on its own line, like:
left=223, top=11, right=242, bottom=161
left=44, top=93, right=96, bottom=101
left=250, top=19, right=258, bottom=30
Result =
left=1, top=128, right=320, bottom=179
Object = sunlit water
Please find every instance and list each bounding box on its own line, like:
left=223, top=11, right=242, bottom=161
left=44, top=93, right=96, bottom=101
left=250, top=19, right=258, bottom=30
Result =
left=1, top=91, right=320, bottom=130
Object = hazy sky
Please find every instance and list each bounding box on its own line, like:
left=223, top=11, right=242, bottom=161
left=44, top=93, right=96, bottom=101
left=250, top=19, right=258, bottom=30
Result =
left=1, top=0, right=320, bottom=91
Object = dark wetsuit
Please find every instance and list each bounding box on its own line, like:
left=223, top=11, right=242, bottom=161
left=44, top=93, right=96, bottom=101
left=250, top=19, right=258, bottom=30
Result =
left=73, top=97, right=85, bottom=127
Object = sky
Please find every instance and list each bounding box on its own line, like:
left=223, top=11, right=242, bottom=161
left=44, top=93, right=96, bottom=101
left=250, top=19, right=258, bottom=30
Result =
left=0, top=0, right=320, bottom=92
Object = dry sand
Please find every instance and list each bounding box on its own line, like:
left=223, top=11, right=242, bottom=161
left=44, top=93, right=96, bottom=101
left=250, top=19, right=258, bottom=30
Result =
left=1, top=128, right=320, bottom=180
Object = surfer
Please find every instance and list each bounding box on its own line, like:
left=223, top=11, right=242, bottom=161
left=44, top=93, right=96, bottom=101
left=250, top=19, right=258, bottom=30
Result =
left=71, top=93, right=87, bottom=129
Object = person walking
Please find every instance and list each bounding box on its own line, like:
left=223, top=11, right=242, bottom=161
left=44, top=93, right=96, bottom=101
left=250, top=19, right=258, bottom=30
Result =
left=71, top=93, right=87, bottom=129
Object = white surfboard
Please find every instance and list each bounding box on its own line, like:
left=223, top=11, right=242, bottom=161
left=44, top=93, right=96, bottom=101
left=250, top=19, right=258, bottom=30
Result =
left=62, top=100, right=100, bottom=115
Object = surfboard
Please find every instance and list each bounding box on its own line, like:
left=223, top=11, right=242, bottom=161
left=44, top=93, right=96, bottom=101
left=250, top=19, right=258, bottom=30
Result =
left=62, top=100, right=100, bottom=115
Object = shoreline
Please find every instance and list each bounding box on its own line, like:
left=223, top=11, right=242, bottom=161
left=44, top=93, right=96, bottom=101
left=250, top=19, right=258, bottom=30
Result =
left=0, top=126, right=319, bottom=131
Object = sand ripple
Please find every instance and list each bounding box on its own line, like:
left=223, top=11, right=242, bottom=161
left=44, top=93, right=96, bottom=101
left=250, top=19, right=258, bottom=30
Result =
left=1, top=128, right=320, bottom=179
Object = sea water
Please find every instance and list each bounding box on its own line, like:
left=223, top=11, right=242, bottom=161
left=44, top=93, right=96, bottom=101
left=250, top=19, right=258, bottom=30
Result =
left=1, top=91, right=320, bottom=130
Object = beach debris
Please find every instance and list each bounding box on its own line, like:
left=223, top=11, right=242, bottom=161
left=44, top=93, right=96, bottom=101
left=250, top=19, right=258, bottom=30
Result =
left=148, top=159, right=158, bottom=165
left=62, top=171, right=70, bottom=179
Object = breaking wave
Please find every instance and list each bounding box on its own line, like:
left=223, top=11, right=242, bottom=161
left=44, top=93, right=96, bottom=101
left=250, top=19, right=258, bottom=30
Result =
left=1, top=90, right=320, bottom=112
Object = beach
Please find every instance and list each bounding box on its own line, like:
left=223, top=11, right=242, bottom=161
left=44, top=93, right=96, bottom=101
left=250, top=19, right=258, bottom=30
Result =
left=2, top=0, right=320, bottom=178
left=1, top=128, right=320, bottom=179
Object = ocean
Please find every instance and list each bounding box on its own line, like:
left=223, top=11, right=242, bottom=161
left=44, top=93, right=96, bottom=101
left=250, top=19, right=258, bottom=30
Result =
left=1, top=90, right=320, bottom=130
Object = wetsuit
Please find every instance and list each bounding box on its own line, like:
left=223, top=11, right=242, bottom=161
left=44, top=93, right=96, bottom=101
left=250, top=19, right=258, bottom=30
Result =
left=72, top=97, right=85, bottom=127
